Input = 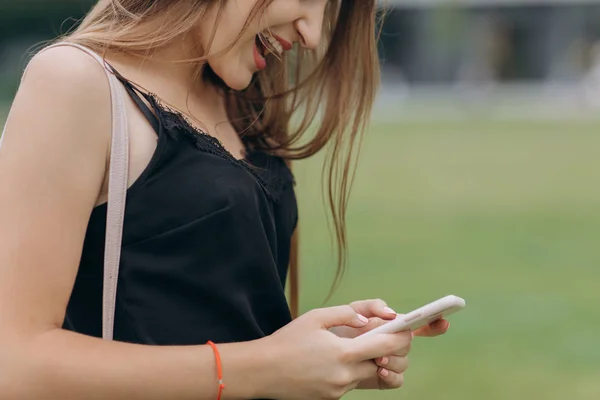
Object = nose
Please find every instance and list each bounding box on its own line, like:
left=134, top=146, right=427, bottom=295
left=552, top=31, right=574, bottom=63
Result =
left=294, top=2, right=326, bottom=50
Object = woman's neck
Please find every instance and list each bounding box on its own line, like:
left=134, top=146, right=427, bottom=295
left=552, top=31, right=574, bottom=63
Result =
left=119, top=35, right=201, bottom=88
left=105, top=35, right=225, bottom=116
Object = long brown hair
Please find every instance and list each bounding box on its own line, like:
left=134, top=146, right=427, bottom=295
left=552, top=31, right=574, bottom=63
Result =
left=60, top=0, right=383, bottom=317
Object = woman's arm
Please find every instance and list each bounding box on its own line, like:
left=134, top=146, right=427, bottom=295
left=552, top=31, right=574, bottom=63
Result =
left=0, top=47, right=272, bottom=400
left=4, top=329, right=275, bottom=400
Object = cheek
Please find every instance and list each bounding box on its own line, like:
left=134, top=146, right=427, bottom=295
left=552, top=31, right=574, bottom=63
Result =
left=209, top=37, right=253, bottom=69
left=259, top=1, right=301, bottom=27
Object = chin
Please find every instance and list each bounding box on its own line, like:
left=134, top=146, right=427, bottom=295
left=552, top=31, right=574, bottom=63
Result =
left=208, top=62, right=254, bottom=91
left=225, top=75, right=254, bottom=91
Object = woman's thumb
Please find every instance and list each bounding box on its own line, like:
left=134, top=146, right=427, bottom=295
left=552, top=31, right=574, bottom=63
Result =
left=309, top=305, right=369, bottom=329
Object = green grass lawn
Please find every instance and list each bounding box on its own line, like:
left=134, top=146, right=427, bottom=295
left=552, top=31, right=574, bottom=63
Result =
left=2, top=103, right=599, bottom=398
left=293, top=118, right=600, bottom=399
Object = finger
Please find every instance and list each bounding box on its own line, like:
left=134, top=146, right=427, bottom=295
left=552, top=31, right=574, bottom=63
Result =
left=378, top=369, right=405, bottom=390
left=308, top=306, right=369, bottom=330
left=351, top=330, right=412, bottom=361
left=350, top=299, right=397, bottom=320
left=331, top=317, right=388, bottom=339
left=373, top=339, right=411, bottom=358
left=355, top=360, right=380, bottom=383
left=396, top=344, right=411, bottom=358
left=413, top=319, right=450, bottom=337
left=376, top=355, right=408, bottom=374
left=376, top=338, right=411, bottom=358
left=347, top=313, right=408, bottom=339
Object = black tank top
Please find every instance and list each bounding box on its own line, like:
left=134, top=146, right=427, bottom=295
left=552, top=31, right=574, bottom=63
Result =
left=63, top=71, right=298, bottom=346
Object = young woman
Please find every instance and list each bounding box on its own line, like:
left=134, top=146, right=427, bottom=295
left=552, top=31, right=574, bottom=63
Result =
left=0, top=1, right=450, bottom=399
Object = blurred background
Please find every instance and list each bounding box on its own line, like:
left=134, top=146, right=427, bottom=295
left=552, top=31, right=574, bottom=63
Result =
left=1, top=0, right=599, bottom=399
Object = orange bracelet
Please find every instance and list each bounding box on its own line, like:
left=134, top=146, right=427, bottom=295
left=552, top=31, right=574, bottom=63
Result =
left=207, top=341, right=225, bottom=400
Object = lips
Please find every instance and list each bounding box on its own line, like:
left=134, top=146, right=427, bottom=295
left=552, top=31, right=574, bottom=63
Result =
left=273, top=34, right=292, bottom=51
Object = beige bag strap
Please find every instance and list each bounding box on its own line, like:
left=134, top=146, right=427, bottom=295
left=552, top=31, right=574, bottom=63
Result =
left=10, top=42, right=130, bottom=341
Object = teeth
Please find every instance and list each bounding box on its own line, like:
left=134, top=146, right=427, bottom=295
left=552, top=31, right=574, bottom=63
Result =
left=267, top=35, right=284, bottom=55
left=259, top=32, right=284, bottom=56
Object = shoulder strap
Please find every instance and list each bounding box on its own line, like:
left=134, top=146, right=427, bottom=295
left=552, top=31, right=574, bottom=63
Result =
left=18, top=42, right=129, bottom=341
left=109, top=68, right=160, bottom=135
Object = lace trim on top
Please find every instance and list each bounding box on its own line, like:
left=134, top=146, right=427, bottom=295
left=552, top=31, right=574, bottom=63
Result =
left=145, top=93, right=294, bottom=203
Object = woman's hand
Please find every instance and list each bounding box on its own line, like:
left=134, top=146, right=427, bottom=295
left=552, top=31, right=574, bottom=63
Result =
left=329, top=299, right=450, bottom=390
left=259, top=305, right=415, bottom=400
left=331, top=299, right=451, bottom=339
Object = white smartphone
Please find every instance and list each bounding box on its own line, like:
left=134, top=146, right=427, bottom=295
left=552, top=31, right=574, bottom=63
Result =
left=359, top=295, right=466, bottom=337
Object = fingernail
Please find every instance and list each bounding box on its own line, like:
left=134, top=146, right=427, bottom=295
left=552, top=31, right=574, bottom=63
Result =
left=358, top=314, right=369, bottom=324
left=379, top=357, right=389, bottom=365
left=379, top=368, right=389, bottom=377
left=384, top=307, right=397, bottom=315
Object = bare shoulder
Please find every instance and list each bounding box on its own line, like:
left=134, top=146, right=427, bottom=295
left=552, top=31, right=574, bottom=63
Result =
left=23, top=43, right=110, bottom=88
left=2, top=43, right=113, bottom=155
left=18, top=43, right=112, bottom=116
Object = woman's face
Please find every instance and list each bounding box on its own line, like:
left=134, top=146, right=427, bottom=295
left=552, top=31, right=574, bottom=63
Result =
left=199, top=0, right=329, bottom=90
